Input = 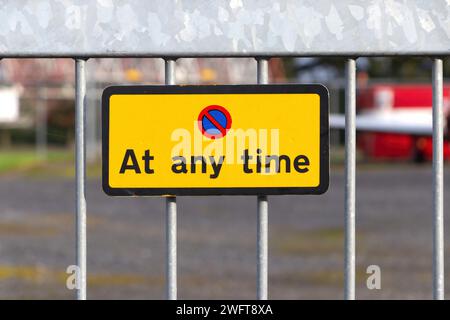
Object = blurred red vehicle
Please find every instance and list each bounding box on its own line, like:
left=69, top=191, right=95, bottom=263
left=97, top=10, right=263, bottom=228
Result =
left=331, top=84, right=450, bottom=162
left=357, top=84, right=450, bottom=162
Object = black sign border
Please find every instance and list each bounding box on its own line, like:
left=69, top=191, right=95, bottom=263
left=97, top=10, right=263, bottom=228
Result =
left=102, top=84, right=329, bottom=196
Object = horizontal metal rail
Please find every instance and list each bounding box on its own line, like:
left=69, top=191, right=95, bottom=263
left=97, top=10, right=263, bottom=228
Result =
left=1, top=1, right=450, bottom=57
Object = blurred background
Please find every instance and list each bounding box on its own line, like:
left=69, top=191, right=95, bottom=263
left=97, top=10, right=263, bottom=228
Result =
left=0, top=57, right=450, bottom=299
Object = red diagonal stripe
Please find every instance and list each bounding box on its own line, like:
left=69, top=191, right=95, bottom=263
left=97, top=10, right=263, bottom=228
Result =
left=204, top=111, right=226, bottom=136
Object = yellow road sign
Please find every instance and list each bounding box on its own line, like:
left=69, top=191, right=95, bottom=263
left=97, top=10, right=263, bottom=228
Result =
left=102, top=85, right=329, bottom=196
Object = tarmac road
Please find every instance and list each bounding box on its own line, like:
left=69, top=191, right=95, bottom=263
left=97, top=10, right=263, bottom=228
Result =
left=0, top=164, right=449, bottom=299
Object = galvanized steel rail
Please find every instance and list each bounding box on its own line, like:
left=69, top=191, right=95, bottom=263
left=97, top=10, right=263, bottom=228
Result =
left=165, top=59, right=178, bottom=300
left=432, top=58, right=445, bottom=300
left=256, top=58, right=269, bottom=300
left=344, top=58, right=356, bottom=300
left=75, top=58, right=87, bottom=300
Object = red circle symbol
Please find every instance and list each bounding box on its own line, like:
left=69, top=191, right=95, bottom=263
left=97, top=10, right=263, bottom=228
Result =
left=198, top=105, right=232, bottom=139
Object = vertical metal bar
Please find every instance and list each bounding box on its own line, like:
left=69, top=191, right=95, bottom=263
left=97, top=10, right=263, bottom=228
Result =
left=344, top=58, right=356, bottom=300
left=165, top=58, right=177, bottom=300
left=432, top=58, right=444, bottom=300
left=257, top=58, right=269, bottom=84
left=86, top=68, right=98, bottom=163
left=256, top=58, right=269, bottom=300
left=75, top=58, right=87, bottom=300
left=257, top=195, right=268, bottom=300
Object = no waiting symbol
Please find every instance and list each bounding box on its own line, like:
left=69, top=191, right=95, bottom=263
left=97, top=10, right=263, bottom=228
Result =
left=198, top=105, right=232, bottom=139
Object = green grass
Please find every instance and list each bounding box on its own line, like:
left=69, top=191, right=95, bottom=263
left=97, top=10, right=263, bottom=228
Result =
left=273, top=227, right=347, bottom=255
left=0, top=149, right=72, bottom=175
left=0, top=148, right=102, bottom=178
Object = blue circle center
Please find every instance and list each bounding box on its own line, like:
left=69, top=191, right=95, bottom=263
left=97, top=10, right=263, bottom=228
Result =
left=202, top=110, right=227, bottom=135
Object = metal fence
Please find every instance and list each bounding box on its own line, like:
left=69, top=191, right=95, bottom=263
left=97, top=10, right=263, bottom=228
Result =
left=0, top=0, right=447, bottom=300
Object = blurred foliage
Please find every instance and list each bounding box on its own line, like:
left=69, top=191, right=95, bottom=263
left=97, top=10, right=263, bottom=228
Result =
left=47, top=100, right=75, bottom=145
left=7, top=98, right=74, bottom=147
left=285, top=57, right=450, bottom=80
